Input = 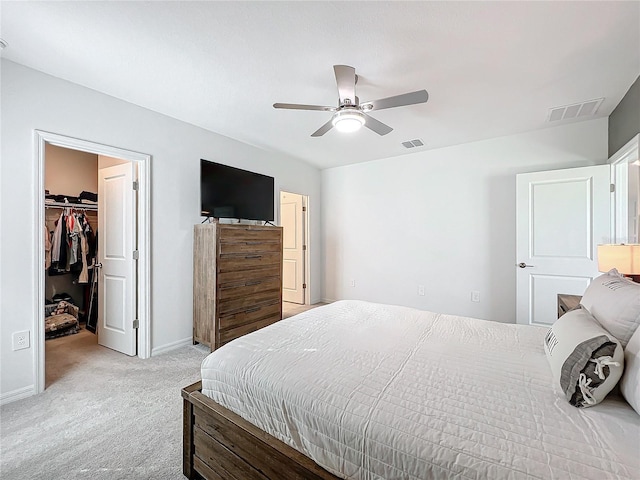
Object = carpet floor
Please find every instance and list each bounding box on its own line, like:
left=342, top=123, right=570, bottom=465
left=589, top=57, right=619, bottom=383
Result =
left=1, top=329, right=209, bottom=480
left=0, top=302, right=321, bottom=480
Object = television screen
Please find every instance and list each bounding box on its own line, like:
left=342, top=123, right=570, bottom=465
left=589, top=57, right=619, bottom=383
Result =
left=200, top=160, right=274, bottom=221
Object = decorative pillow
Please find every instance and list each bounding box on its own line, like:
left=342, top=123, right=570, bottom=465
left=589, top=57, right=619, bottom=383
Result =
left=620, top=327, right=640, bottom=415
left=579, top=269, right=640, bottom=348
left=544, top=307, right=624, bottom=408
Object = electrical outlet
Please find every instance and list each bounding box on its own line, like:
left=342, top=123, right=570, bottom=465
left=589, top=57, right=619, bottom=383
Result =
left=12, top=331, right=30, bottom=351
left=418, top=285, right=425, bottom=296
left=471, top=291, right=480, bottom=303
left=350, top=279, right=356, bottom=287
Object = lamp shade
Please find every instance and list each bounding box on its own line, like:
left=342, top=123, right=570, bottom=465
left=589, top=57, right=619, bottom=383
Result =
left=597, top=244, right=640, bottom=274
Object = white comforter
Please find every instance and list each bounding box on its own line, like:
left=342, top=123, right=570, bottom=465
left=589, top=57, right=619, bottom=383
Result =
left=201, top=300, right=640, bottom=479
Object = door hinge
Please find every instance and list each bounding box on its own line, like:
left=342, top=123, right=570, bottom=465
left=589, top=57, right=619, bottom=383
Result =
left=133, top=250, right=139, bottom=260
left=610, top=183, right=615, bottom=193
left=302, top=283, right=307, bottom=289
left=133, top=180, right=139, bottom=191
left=133, top=318, right=139, bottom=329
left=302, top=245, right=307, bottom=251
left=302, top=206, right=306, bottom=212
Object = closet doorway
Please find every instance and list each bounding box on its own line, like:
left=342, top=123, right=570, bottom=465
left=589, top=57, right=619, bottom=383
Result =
left=35, top=131, right=151, bottom=395
left=280, top=191, right=310, bottom=306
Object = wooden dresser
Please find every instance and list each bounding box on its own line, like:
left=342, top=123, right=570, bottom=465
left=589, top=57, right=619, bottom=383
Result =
left=193, top=223, right=283, bottom=350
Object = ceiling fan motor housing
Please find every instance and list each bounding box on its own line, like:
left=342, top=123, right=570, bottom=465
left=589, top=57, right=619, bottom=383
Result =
left=331, top=108, right=366, bottom=132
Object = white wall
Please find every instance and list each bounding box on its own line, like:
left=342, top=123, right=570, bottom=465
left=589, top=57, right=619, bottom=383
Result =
left=98, top=154, right=130, bottom=169
left=0, top=60, right=322, bottom=402
left=321, top=118, right=608, bottom=323
left=45, top=144, right=98, bottom=195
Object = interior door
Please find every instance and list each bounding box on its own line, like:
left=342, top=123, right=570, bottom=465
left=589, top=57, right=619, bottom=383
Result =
left=281, top=191, right=305, bottom=304
left=516, top=165, right=610, bottom=326
left=98, top=163, right=136, bottom=355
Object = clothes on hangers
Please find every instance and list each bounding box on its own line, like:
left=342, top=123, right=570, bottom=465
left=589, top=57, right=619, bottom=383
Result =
left=78, top=214, right=94, bottom=284
left=47, top=209, right=95, bottom=282
left=44, top=225, right=52, bottom=269
left=50, top=212, right=63, bottom=263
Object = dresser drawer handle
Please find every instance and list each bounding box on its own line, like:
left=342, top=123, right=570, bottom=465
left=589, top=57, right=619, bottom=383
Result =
left=245, top=280, right=262, bottom=286
left=245, top=255, right=262, bottom=259
left=245, top=306, right=261, bottom=313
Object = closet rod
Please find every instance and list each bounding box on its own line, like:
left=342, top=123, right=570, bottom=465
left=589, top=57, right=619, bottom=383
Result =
left=45, top=201, right=98, bottom=211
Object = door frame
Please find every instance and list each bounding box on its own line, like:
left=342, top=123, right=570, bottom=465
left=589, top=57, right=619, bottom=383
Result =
left=279, top=189, right=311, bottom=305
left=609, top=134, right=640, bottom=243
left=34, top=130, right=151, bottom=394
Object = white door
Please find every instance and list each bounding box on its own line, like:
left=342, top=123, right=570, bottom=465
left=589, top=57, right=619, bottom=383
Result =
left=516, top=165, right=610, bottom=326
left=281, top=191, right=305, bottom=304
left=98, top=163, right=136, bottom=355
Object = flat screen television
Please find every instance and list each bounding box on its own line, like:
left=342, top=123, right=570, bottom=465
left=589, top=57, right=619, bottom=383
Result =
left=200, top=159, right=275, bottom=221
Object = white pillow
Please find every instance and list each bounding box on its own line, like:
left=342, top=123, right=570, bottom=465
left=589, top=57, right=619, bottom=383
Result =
left=620, top=327, right=640, bottom=415
left=580, top=269, right=640, bottom=348
left=544, top=307, right=624, bottom=407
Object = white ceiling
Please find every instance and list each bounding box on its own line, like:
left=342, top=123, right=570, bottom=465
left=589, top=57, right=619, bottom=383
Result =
left=1, top=1, right=638, bottom=169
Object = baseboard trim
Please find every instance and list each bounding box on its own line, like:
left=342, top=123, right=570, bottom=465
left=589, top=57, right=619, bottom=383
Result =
left=151, top=337, right=193, bottom=356
left=1, top=385, right=35, bottom=405
left=320, top=298, right=336, bottom=304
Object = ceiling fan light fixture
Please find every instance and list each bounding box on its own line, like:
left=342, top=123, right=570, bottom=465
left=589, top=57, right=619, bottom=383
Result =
left=332, top=109, right=365, bottom=133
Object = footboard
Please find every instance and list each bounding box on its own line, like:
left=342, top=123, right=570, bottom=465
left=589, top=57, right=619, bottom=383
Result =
left=182, top=381, right=340, bottom=480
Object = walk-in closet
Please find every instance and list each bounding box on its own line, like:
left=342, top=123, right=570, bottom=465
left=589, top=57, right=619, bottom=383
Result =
left=44, top=143, right=137, bottom=387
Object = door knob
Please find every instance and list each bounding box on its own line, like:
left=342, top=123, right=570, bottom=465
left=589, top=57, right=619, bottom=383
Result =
left=517, top=262, right=534, bottom=268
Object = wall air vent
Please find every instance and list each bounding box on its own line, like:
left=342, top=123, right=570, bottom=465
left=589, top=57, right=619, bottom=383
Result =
left=402, top=139, right=425, bottom=149
left=547, top=98, right=604, bottom=122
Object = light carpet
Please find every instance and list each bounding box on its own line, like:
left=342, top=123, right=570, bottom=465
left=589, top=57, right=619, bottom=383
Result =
left=0, top=329, right=209, bottom=480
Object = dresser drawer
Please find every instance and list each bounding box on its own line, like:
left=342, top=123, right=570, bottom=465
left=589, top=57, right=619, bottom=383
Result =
left=217, top=265, right=281, bottom=285
left=219, top=241, right=281, bottom=255
left=218, top=226, right=282, bottom=243
left=217, top=252, right=281, bottom=272
left=218, top=312, right=281, bottom=346
left=218, top=276, right=281, bottom=301
left=218, top=290, right=280, bottom=316
left=218, top=302, right=281, bottom=332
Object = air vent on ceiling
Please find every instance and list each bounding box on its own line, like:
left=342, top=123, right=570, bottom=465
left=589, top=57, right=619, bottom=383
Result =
left=547, top=98, right=604, bottom=122
left=402, top=139, right=424, bottom=149
left=0, top=38, right=7, bottom=50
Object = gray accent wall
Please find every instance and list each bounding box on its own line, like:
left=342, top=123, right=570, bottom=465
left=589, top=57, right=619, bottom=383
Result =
left=609, top=76, right=640, bottom=157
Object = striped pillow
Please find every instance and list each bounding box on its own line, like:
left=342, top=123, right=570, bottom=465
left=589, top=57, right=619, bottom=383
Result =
left=544, top=306, right=624, bottom=407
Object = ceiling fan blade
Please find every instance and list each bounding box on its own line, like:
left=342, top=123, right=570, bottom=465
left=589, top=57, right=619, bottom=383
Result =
left=311, top=118, right=334, bottom=137
left=273, top=103, right=336, bottom=112
left=333, top=65, right=357, bottom=106
left=361, top=90, right=429, bottom=111
left=363, top=114, right=393, bottom=136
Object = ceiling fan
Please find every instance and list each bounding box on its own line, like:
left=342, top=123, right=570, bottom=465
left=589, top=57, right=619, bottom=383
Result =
left=273, top=65, right=429, bottom=137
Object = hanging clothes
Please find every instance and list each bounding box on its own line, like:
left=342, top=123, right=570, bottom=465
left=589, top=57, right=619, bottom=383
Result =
left=47, top=210, right=95, bottom=281
left=50, top=212, right=64, bottom=263
left=44, top=225, right=52, bottom=269
left=78, top=214, right=94, bottom=284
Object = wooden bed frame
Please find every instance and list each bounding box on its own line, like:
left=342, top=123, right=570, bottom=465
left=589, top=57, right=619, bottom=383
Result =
left=182, top=381, right=340, bottom=480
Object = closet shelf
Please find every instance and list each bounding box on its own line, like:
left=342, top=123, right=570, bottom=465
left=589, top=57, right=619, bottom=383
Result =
left=45, top=201, right=98, bottom=211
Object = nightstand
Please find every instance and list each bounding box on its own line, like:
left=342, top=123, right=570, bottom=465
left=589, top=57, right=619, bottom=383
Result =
left=557, top=294, right=581, bottom=318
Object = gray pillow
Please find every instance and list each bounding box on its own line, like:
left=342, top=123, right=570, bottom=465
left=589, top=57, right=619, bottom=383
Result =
left=580, top=270, right=640, bottom=348
left=620, top=327, right=640, bottom=415
left=544, top=307, right=624, bottom=408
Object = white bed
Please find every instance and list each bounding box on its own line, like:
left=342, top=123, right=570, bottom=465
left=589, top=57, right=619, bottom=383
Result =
left=201, top=300, right=640, bottom=479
